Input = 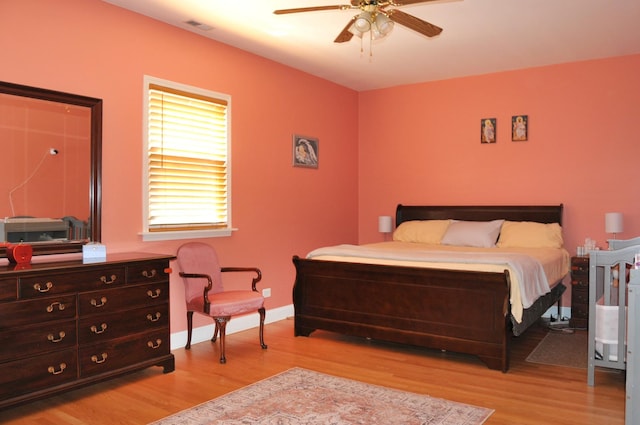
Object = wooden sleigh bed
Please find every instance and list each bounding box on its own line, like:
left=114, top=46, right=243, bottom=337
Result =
left=292, top=204, right=568, bottom=372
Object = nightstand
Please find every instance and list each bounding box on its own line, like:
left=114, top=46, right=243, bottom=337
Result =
left=570, top=255, right=589, bottom=328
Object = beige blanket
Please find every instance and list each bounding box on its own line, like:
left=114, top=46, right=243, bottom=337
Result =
left=307, top=241, right=570, bottom=323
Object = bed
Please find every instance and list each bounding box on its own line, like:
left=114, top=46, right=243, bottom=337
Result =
left=292, top=204, right=569, bottom=372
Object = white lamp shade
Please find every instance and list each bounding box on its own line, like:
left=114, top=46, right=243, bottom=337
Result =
left=375, top=13, right=394, bottom=36
left=378, top=215, right=393, bottom=233
left=354, top=12, right=372, bottom=32
left=605, top=212, right=623, bottom=234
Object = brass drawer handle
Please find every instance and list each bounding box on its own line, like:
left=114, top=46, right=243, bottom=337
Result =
left=46, top=302, right=66, bottom=313
left=91, top=353, right=108, bottom=364
left=47, top=331, right=66, bottom=343
left=48, top=363, right=67, bottom=375
left=142, top=269, right=157, bottom=279
left=90, top=323, right=108, bottom=334
left=146, top=312, right=161, bottom=322
left=147, top=339, right=162, bottom=349
left=100, top=275, right=117, bottom=285
left=34, top=281, right=53, bottom=293
left=147, top=289, right=161, bottom=299
left=90, top=296, right=108, bottom=308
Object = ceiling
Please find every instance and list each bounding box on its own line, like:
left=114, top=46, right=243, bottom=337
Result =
left=102, top=0, right=640, bottom=91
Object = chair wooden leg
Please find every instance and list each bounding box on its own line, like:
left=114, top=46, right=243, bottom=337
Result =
left=211, top=321, right=219, bottom=343
left=185, top=311, right=194, bottom=350
left=215, top=317, right=229, bottom=364
left=258, top=307, right=267, bottom=350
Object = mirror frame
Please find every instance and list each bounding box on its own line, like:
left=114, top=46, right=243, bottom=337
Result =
left=0, top=81, right=102, bottom=257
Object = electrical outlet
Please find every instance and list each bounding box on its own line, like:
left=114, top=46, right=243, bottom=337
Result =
left=262, top=288, right=271, bottom=298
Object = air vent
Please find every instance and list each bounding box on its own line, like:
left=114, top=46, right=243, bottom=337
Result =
left=185, top=19, right=213, bottom=31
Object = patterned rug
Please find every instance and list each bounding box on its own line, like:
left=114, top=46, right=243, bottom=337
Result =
left=149, top=368, right=493, bottom=424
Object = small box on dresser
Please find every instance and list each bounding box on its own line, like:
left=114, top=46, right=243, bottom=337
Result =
left=0, top=252, right=175, bottom=410
left=570, top=255, right=589, bottom=328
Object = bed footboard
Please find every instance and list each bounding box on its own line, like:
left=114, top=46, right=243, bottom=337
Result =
left=292, top=256, right=512, bottom=371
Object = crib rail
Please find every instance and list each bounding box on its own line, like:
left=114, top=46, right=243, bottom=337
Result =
left=587, top=245, right=636, bottom=386
left=626, top=269, right=640, bottom=424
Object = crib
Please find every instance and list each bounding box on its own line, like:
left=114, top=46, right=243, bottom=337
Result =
left=587, top=240, right=639, bottom=386
left=627, top=268, right=640, bottom=424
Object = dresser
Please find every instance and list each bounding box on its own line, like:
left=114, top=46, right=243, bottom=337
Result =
left=0, top=252, right=175, bottom=409
left=570, top=255, right=589, bottom=328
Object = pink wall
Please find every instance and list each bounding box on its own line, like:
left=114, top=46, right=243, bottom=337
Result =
left=358, top=55, right=640, bottom=249
left=358, top=55, right=640, bottom=304
left=0, top=0, right=359, bottom=333
left=2, top=0, right=639, bottom=330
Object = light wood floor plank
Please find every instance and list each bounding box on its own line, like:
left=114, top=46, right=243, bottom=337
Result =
left=0, top=318, right=625, bottom=424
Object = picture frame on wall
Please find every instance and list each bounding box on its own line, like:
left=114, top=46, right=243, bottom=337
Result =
left=292, top=134, right=319, bottom=168
left=481, top=118, right=496, bottom=144
left=512, top=115, right=528, bottom=141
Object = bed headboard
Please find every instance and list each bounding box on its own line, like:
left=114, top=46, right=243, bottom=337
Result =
left=395, top=204, right=563, bottom=227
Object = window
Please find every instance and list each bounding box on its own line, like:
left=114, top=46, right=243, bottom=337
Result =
left=142, top=76, right=232, bottom=241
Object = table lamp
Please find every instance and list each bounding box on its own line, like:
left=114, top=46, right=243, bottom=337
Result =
left=378, top=215, right=393, bottom=240
left=605, top=212, right=623, bottom=241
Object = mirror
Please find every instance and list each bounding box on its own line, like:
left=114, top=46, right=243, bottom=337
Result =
left=0, top=81, right=102, bottom=257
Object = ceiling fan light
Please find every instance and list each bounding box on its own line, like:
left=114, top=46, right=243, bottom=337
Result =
left=347, top=23, right=364, bottom=38
left=375, top=13, right=394, bottom=36
left=353, top=12, right=372, bottom=33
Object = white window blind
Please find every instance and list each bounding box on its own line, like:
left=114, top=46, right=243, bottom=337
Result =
left=146, top=82, right=230, bottom=233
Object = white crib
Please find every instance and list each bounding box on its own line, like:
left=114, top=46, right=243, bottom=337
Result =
left=587, top=243, right=638, bottom=386
left=626, top=269, right=640, bottom=424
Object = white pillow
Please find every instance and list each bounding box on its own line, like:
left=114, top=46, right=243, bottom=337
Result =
left=440, top=220, right=504, bottom=248
left=393, top=220, right=451, bottom=244
left=497, top=221, right=564, bottom=248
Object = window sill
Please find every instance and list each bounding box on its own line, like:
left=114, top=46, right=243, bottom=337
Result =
left=140, top=228, right=235, bottom=242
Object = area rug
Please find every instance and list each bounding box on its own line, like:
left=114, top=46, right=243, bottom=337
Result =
left=149, top=367, right=493, bottom=424
left=526, top=330, right=587, bottom=368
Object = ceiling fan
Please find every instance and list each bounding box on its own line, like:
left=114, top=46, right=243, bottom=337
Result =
left=274, top=0, right=443, bottom=44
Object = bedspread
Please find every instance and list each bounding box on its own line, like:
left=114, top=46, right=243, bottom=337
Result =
left=307, top=242, right=570, bottom=323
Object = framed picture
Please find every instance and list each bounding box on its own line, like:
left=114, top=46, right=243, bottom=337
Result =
left=512, top=115, right=528, bottom=141
left=481, top=118, right=496, bottom=143
left=292, top=135, right=319, bottom=168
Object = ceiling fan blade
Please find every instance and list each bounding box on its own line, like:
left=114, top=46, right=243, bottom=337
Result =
left=274, top=5, right=351, bottom=15
left=334, top=16, right=357, bottom=43
left=387, top=9, right=442, bottom=37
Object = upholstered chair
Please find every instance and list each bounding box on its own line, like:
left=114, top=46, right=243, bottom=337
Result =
left=176, top=242, right=267, bottom=363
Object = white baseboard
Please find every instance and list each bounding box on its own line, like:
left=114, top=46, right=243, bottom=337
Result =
left=170, top=304, right=294, bottom=350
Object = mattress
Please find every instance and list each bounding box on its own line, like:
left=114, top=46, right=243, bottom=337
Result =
left=307, top=241, right=570, bottom=323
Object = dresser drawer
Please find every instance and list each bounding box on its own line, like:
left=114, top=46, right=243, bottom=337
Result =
left=572, top=285, right=589, bottom=304
left=78, top=282, right=169, bottom=316
left=18, top=266, right=126, bottom=299
left=78, top=303, right=169, bottom=344
left=570, top=257, right=589, bottom=275
left=572, top=303, right=589, bottom=319
left=0, top=320, right=77, bottom=363
left=571, top=277, right=588, bottom=287
left=0, top=295, right=77, bottom=330
left=79, top=329, right=170, bottom=377
left=0, top=277, right=17, bottom=301
left=0, top=349, right=77, bottom=400
left=127, top=261, right=170, bottom=284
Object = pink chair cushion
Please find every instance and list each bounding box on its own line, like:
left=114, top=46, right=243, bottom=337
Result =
left=186, top=290, right=264, bottom=317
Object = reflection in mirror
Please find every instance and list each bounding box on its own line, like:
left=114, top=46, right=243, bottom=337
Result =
left=0, top=81, right=102, bottom=257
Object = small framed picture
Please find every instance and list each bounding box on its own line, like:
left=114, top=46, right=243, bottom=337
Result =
left=292, top=135, right=319, bottom=168
left=481, top=118, right=496, bottom=144
left=512, top=115, right=528, bottom=141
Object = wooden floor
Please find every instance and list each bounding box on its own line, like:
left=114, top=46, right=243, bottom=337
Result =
left=0, top=318, right=625, bottom=424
